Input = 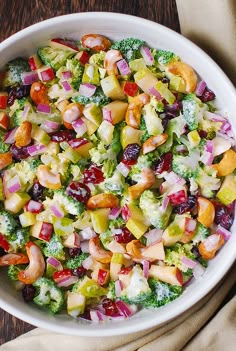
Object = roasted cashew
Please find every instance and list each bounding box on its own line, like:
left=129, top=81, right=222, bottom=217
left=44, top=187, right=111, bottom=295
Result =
left=167, top=61, right=198, bottom=93
left=104, top=49, right=123, bottom=75
left=89, top=236, right=112, bottom=263
left=18, top=242, right=45, bottom=284
left=128, top=168, right=156, bottom=200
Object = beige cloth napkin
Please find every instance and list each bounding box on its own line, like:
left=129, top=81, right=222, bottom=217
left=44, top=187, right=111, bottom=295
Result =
left=1, top=1, right=236, bottom=350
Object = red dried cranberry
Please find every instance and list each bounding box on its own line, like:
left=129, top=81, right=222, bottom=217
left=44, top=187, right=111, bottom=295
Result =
left=66, top=181, right=91, bottom=204
left=154, top=152, right=172, bottom=174
left=114, top=227, right=135, bottom=243
left=119, top=267, right=133, bottom=275
left=161, top=77, right=170, bottom=84
left=83, top=164, right=104, bottom=184
left=122, top=143, right=141, bottom=165
left=29, top=181, right=44, bottom=201
left=50, top=130, right=75, bottom=142
left=165, top=100, right=182, bottom=113
left=200, top=88, right=215, bottom=102
left=72, top=266, right=86, bottom=278
left=7, top=85, right=31, bottom=106
left=173, top=195, right=197, bottom=214
left=68, top=247, right=81, bottom=257
left=214, top=202, right=233, bottom=230
left=198, top=130, right=208, bottom=138
left=22, top=285, right=36, bottom=303
left=10, top=143, right=30, bottom=160
left=80, top=310, right=91, bottom=320
left=161, top=117, right=169, bottom=130
left=102, top=298, right=119, bottom=317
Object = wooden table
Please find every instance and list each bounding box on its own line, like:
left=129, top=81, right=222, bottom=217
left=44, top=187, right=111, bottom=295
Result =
left=0, top=0, right=180, bottom=345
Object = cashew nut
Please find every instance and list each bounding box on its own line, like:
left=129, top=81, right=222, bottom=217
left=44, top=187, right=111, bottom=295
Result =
left=89, top=236, right=112, bottom=263
left=30, top=81, right=49, bottom=105
left=104, top=49, right=123, bottom=75
left=81, top=34, right=111, bottom=52
left=167, top=61, right=198, bottom=93
left=198, top=234, right=224, bottom=260
left=212, top=149, right=236, bottom=176
left=128, top=168, right=156, bottom=200
left=142, top=133, right=168, bottom=154
left=0, top=253, right=29, bottom=266
left=87, top=193, right=119, bottom=210
left=37, top=165, right=61, bottom=190
left=18, top=242, right=45, bottom=284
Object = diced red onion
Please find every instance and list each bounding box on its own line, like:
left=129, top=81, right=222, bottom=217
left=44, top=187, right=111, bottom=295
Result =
left=21, top=71, right=39, bottom=85
left=47, top=256, right=63, bottom=270
left=61, top=81, right=72, bottom=92
left=37, top=103, right=51, bottom=114
left=57, top=276, right=78, bottom=287
left=149, top=86, right=162, bottom=100
left=140, top=46, right=154, bottom=66
left=226, top=130, right=234, bottom=138
left=165, top=101, right=181, bottom=112
left=195, top=80, right=206, bottom=96
left=102, top=108, right=112, bottom=123
left=50, top=204, right=64, bottom=218
left=82, top=256, right=94, bottom=270
left=216, top=132, right=235, bottom=146
left=115, top=280, right=123, bottom=297
left=181, top=256, right=197, bottom=269
left=117, top=162, right=130, bottom=177
left=143, top=260, right=150, bottom=278
left=200, top=150, right=214, bottom=166
left=90, top=310, right=105, bottom=322
left=193, top=262, right=205, bottom=279
left=161, top=195, right=169, bottom=212
left=80, top=227, right=96, bottom=240
left=7, top=175, right=21, bottom=193
left=175, top=144, right=188, bottom=154
left=116, top=59, right=131, bottom=75
left=116, top=300, right=133, bottom=317
left=79, top=83, right=96, bottom=97
left=164, top=171, right=186, bottom=185
left=45, top=120, right=60, bottom=130
left=26, top=200, right=43, bottom=213
left=121, top=204, right=131, bottom=222
left=4, top=128, right=17, bottom=144
left=80, top=240, right=89, bottom=253
left=216, top=225, right=231, bottom=241
left=107, top=239, right=125, bottom=254
left=72, top=119, right=87, bottom=136
left=22, top=105, right=30, bottom=118
left=109, top=207, right=121, bottom=220
left=144, top=229, right=163, bottom=246
left=185, top=218, right=197, bottom=234
left=61, top=70, right=72, bottom=80
left=27, top=143, right=46, bottom=156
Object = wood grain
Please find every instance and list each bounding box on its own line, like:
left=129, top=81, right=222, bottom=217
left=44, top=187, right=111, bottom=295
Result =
left=0, top=0, right=179, bottom=345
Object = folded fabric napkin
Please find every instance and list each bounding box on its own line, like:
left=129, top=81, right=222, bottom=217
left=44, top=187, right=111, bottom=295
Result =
left=1, top=1, right=236, bottom=350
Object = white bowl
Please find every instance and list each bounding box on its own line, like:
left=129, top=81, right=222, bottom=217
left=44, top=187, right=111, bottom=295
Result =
left=0, top=12, right=235, bottom=337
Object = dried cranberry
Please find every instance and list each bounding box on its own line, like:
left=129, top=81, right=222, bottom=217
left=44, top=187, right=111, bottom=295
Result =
left=165, top=100, right=182, bottom=113
left=161, top=117, right=169, bottom=130
left=83, top=164, right=104, bottom=184
left=154, top=152, right=172, bottom=174
left=22, top=285, right=36, bottom=303
left=114, top=227, right=135, bottom=243
left=29, top=181, right=44, bottom=201
left=198, top=130, right=208, bottom=139
left=173, top=195, right=197, bottom=214
left=50, top=130, right=75, bottom=142
left=72, top=266, right=86, bottom=278
left=7, top=85, right=31, bottom=106
left=191, top=245, right=200, bottom=259
left=161, top=77, right=170, bottom=84
left=214, top=202, right=233, bottom=230
left=80, top=310, right=91, bottom=320
left=0, top=247, right=6, bottom=257
left=66, top=181, right=91, bottom=204
left=10, top=143, right=30, bottom=160
left=102, top=298, right=119, bottom=317
left=68, top=247, right=81, bottom=257
left=122, top=143, right=141, bottom=165
left=200, top=88, right=215, bottom=102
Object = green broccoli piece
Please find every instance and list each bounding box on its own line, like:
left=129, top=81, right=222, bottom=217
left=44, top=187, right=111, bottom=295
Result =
left=111, top=38, right=145, bottom=61
left=193, top=166, right=221, bottom=198
left=107, top=281, right=116, bottom=300
left=89, top=51, right=106, bottom=68
left=110, top=122, right=123, bottom=155
left=140, top=117, right=150, bottom=143
left=48, top=189, right=85, bottom=216
left=56, top=58, right=84, bottom=90
left=43, top=234, right=65, bottom=261
left=192, top=222, right=210, bottom=243
left=0, top=211, right=17, bottom=236
left=182, top=94, right=204, bottom=131
left=103, top=170, right=125, bottom=194
left=128, top=155, right=152, bottom=183
left=140, top=190, right=172, bottom=229
left=120, top=266, right=152, bottom=304
left=7, top=264, right=27, bottom=281
left=172, top=150, right=200, bottom=179
left=8, top=228, right=30, bottom=251
left=37, top=46, right=75, bottom=71
left=154, top=50, right=179, bottom=66
left=2, top=58, right=30, bottom=88
left=28, top=159, right=43, bottom=171
left=165, top=242, right=195, bottom=272
left=99, top=230, right=114, bottom=250
left=33, top=277, right=64, bottom=314
left=0, top=131, right=10, bottom=153
left=102, top=159, right=117, bottom=178
left=9, top=98, right=31, bottom=127
left=72, top=87, right=111, bottom=107
left=109, top=217, right=125, bottom=230
left=144, top=279, right=182, bottom=308
left=89, top=141, right=116, bottom=167
left=65, top=253, right=89, bottom=269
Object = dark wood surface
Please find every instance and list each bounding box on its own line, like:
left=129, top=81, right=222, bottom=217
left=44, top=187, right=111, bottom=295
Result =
left=0, top=0, right=180, bottom=345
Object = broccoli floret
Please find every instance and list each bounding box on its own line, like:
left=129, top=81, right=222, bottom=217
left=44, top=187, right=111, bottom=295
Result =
left=144, top=279, right=182, bottom=308
left=69, top=164, right=83, bottom=181
left=89, top=51, right=106, bottom=68
left=0, top=131, right=10, bottom=153
left=182, top=94, right=204, bottom=131
left=192, top=222, right=210, bottom=244
left=102, top=159, right=117, bottom=178
left=103, top=170, right=125, bottom=195
left=128, top=155, right=152, bottom=183
left=107, top=281, right=116, bottom=300
left=65, top=253, right=89, bottom=269
left=28, top=159, right=43, bottom=171
left=111, top=38, right=145, bottom=61
left=0, top=211, right=17, bottom=236
left=89, top=141, right=116, bottom=167
left=2, top=58, right=30, bottom=88
left=33, top=277, right=64, bottom=313
left=165, top=243, right=195, bottom=272
left=110, top=122, right=123, bottom=155
left=120, top=266, right=152, bottom=304
left=9, top=98, right=31, bottom=127
left=46, top=189, right=84, bottom=216
left=8, top=228, right=30, bottom=251
left=37, top=46, right=75, bottom=71
left=99, top=230, right=114, bottom=250
left=109, top=217, right=125, bottom=230
left=140, top=117, right=150, bottom=143
left=43, top=234, right=65, bottom=261
left=172, top=150, right=200, bottom=179
left=158, top=115, right=186, bottom=155
left=72, top=87, right=111, bottom=107
left=140, top=190, right=172, bottom=229
left=56, top=58, right=84, bottom=90
left=193, top=166, right=221, bottom=198
left=7, top=264, right=27, bottom=281
left=155, top=50, right=179, bottom=66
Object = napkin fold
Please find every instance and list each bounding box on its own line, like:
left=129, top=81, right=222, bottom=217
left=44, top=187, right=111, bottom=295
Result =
left=0, top=265, right=235, bottom=351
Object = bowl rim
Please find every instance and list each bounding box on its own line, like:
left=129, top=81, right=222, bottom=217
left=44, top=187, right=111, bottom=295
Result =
left=0, top=11, right=235, bottom=337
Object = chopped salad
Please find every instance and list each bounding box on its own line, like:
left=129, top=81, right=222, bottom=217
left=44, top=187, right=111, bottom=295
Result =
left=0, top=34, right=235, bottom=321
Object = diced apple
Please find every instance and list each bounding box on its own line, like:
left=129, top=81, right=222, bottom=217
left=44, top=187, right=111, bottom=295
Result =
left=216, top=174, right=236, bottom=205
left=0, top=92, right=8, bottom=110
left=97, top=120, right=114, bottom=145
left=187, top=130, right=201, bottom=148
left=82, top=64, right=100, bottom=85
left=63, top=232, right=80, bottom=248
left=30, top=221, right=53, bottom=242
left=167, top=184, right=187, bottom=206
left=144, top=107, right=164, bottom=136
left=123, top=81, right=139, bottom=97
left=155, top=81, right=176, bottom=104
left=169, top=75, right=186, bottom=93
left=25, top=200, right=43, bottom=213
left=68, top=138, right=93, bottom=158
left=97, top=268, right=110, bottom=286
left=162, top=215, right=186, bottom=246
left=31, top=125, right=50, bottom=146
left=129, top=58, right=147, bottom=72
left=74, top=51, right=90, bottom=65
left=134, top=68, right=158, bottom=94
left=67, top=292, right=86, bottom=317
left=118, top=269, right=132, bottom=288
left=4, top=192, right=31, bottom=214
left=81, top=117, right=98, bottom=135
left=28, top=54, right=42, bottom=70
left=100, top=74, right=126, bottom=100
left=63, top=147, right=81, bottom=163
left=120, top=125, right=142, bottom=149
left=52, top=217, right=74, bottom=237
left=142, top=240, right=165, bottom=261
left=50, top=38, right=79, bottom=52
left=19, top=212, right=36, bottom=227
left=37, top=66, right=55, bottom=82
left=107, top=240, right=126, bottom=254
left=126, top=217, right=148, bottom=239
left=0, top=112, right=10, bottom=130
left=148, top=265, right=183, bottom=286
left=197, top=197, right=215, bottom=228
left=89, top=208, right=110, bottom=234
left=83, top=104, right=102, bottom=126
left=102, top=101, right=128, bottom=124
